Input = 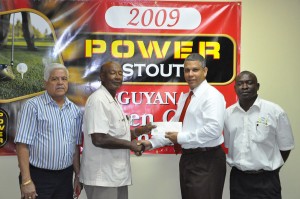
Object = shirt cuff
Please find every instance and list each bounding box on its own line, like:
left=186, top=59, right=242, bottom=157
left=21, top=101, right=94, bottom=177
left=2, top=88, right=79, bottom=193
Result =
left=149, top=136, right=172, bottom=149
left=177, top=131, right=188, bottom=145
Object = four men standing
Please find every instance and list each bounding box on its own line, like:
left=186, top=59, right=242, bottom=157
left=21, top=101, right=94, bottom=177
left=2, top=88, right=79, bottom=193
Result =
left=14, top=58, right=294, bottom=199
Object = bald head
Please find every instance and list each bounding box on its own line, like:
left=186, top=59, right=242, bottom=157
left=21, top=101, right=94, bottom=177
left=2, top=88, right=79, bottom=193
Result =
left=99, top=61, right=123, bottom=96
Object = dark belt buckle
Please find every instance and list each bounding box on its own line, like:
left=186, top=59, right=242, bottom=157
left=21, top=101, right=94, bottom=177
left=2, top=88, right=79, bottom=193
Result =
left=182, top=145, right=220, bottom=154
left=244, top=169, right=265, bottom=174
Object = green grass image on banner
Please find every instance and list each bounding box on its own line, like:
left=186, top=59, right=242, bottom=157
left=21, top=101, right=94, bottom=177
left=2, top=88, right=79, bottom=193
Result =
left=0, top=40, right=59, bottom=100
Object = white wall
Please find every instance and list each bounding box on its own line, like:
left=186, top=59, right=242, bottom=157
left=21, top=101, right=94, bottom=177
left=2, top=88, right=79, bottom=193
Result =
left=1, top=0, right=300, bottom=198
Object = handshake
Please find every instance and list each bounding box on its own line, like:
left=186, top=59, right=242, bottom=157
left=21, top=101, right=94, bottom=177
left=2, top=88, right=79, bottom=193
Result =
left=130, top=139, right=152, bottom=156
left=129, top=123, right=156, bottom=156
left=129, top=122, right=180, bottom=156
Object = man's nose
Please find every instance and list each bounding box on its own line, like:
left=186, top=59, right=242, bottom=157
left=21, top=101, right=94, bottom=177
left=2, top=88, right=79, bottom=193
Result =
left=188, top=70, right=194, bottom=77
left=241, top=82, right=248, bottom=89
left=116, top=73, right=123, bottom=79
left=58, top=78, right=64, bottom=83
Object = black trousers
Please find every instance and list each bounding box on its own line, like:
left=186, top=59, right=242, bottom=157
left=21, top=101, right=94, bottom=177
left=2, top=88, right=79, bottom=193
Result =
left=230, top=167, right=281, bottom=199
left=20, top=165, right=74, bottom=199
left=179, top=146, right=226, bottom=199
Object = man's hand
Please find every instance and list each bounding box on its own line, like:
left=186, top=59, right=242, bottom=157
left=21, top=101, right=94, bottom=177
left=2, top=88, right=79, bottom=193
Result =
left=141, top=123, right=157, bottom=134
left=21, top=180, right=37, bottom=199
left=133, top=123, right=157, bottom=138
left=137, top=140, right=153, bottom=151
left=130, top=139, right=145, bottom=156
left=73, top=176, right=82, bottom=199
left=165, top=132, right=178, bottom=144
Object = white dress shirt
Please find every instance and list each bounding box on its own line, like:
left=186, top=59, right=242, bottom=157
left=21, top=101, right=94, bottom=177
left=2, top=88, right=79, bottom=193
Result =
left=80, top=86, right=132, bottom=187
left=150, top=80, right=226, bottom=149
left=224, top=97, right=295, bottom=171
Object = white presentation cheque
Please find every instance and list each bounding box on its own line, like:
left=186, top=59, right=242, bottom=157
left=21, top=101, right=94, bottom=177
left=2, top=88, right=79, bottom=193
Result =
left=151, top=122, right=182, bottom=136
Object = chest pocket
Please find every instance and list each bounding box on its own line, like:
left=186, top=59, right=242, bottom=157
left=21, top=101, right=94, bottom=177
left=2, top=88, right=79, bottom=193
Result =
left=252, top=123, right=276, bottom=143
left=109, top=119, right=127, bottom=137
left=107, top=103, right=128, bottom=138
left=253, top=124, right=269, bottom=142
left=37, top=111, right=53, bottom=136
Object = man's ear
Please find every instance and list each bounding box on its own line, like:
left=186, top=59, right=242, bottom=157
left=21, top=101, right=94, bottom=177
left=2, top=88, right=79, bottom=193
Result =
left=204, top=67, right=208, bottom=77
left=257, top=83, right=260, bottom=91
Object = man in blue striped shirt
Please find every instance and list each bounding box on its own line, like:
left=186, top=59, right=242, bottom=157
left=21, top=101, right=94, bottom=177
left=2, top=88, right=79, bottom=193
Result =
left=15, top=63, right=83, bottom=199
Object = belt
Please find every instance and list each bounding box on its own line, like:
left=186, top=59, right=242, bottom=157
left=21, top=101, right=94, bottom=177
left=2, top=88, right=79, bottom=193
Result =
left=29, top=164, right=73, bottom=173
left=232, top=167, right=279, bottom=175
left=182, top=145, right=221, bottom=154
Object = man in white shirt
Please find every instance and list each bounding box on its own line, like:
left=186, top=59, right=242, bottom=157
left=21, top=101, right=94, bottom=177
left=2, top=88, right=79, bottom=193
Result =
left=140, top=53, right=227, bottom=199
left=224, top=71, right=294, bottom=199
left=80, top=61, right=155, bottom=199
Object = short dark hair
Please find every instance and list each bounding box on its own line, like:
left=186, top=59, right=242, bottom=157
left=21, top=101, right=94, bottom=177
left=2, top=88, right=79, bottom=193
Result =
left=236, top=70, right=258, bottom=83
left=184, top=53, right=206, bottom=68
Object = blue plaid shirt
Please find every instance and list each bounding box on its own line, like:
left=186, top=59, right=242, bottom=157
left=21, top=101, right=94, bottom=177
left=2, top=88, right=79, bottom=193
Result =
left=15, top=92, right=82, bottom=170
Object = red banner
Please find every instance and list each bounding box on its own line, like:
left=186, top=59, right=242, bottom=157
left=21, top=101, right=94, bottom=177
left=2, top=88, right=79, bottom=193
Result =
left=0, top=0, right=241, bottom=155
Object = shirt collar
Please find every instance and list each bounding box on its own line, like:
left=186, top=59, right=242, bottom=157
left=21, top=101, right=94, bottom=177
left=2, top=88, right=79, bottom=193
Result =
left=100, top=85, right=116, bottom=103
left=233, top=96, right=261, bottom=112
left=43, top=91, right=71, bottom=107
left=190, top=79, right=209, bottom=97
left=252, top=96, right=261, bottom=108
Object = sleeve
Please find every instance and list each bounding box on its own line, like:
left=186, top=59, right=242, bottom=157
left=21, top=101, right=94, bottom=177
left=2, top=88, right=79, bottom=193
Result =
left=276, top=112, right=294, bottom=151
left=148, top=95, right=184, bottom=149
left=84, top=95, right=109, bottom=135
left=14, top=101, right=37, bottom=144
left=149, top=136, right=173, bottom=149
